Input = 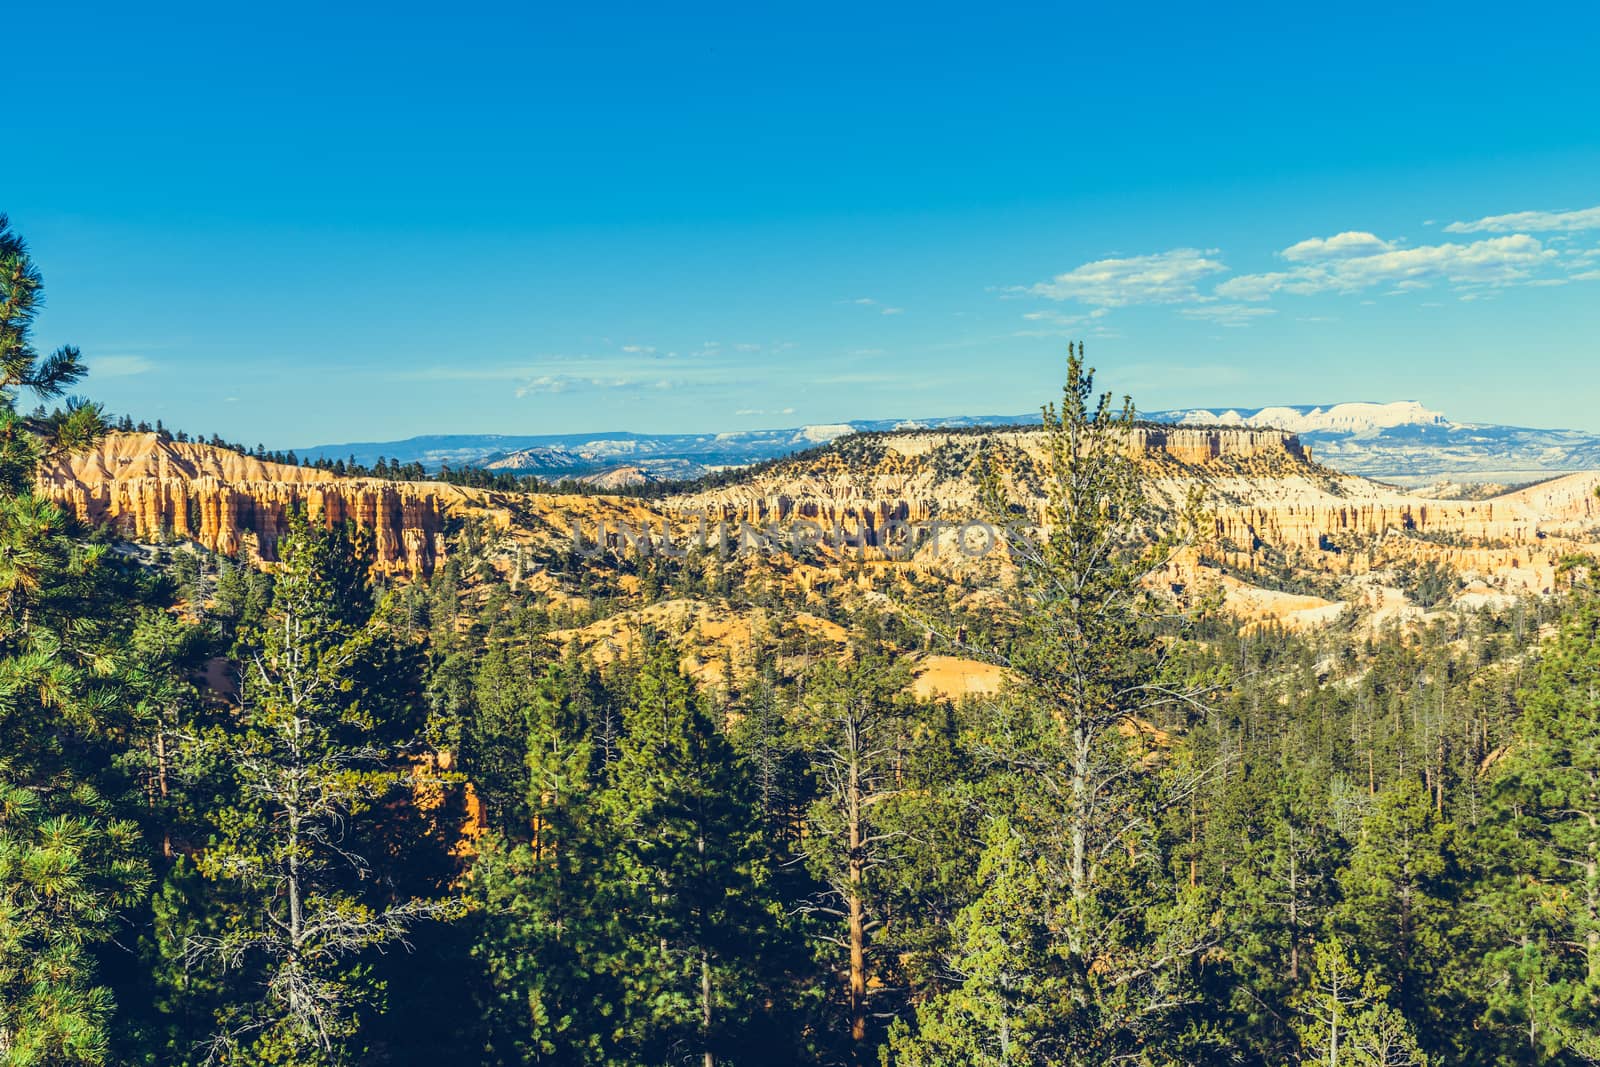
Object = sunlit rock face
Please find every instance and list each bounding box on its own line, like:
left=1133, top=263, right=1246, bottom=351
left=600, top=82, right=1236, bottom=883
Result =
left=38, top=433, right=452, bottom=575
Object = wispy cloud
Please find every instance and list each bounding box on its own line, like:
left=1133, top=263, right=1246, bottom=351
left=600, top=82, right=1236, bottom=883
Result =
left=1021, top=308, right=1108, bottom=325
left=849, top=297, right=905, bottom=316
left=1445, top=205, right=1600, bottom=234
left=90, top=354, right=156, bottom=377
left=1027, top=248, right=1227, bottom=306
left=398, top=347, right=736, bottom=401
left=1014, top=307, right=1111, bottom=336
left=1217, top=234, right=1554, bottom=301
left=1178, top=304, right=1277, bottom=327
left=516, top=374, right=678, bottom=398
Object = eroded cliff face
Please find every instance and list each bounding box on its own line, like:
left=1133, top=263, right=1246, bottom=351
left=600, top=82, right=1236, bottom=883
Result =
left=1126, top=425, right=1311, bottom=464
left=671, top=427, right=1316, bottom=531
left=41, top=429, right=1600, bottom=608
left=38, top=434, right=460, bottom=575
left=664, top=427, right=1600, bottom=593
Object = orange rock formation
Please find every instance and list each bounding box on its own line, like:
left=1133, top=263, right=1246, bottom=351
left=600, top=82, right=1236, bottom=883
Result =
left=38, top=433, right=454, bottom=575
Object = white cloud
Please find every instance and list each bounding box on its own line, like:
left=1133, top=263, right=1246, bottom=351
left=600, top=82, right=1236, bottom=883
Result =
left=1027, top=248, right=1227, bottom=306
left=90, top=354, right=155, bottom=377
left=1217, top=234, right=1555, bottom=300
left=1021, top=308, right=1108, bottom=324
left=1015, top=307, right=1112, bottom=337
left=880, top=306, right=904, bottom=315
left=1211, top=270, right=1302, bottom=302
left=1281, top=231, right=1395, bottom=262
left=619, top=344, right=656, bottom=354
left=1445, top=205, right=1600, bottom=234
left=515, top=374, right=681, bottom=398
left=1178, top=304, right=1278, bottom=327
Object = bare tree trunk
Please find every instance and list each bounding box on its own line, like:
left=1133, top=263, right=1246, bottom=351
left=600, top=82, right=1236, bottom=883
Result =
left=847, top=738, right=868, bottom=1058
left=702, top=947, right=715, bottom=1067
left=157, top=729, right=173, bottom=858
left=1288, top=828, right=1300, bottom=982
left=1069, top=728, right=1090, bottom=903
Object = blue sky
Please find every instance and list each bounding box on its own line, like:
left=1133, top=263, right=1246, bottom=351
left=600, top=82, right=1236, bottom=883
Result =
left=8, top=1, right=1600, bottom=448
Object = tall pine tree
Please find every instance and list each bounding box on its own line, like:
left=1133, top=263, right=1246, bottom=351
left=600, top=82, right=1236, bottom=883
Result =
left=185, top=512, right=454, bottom=1064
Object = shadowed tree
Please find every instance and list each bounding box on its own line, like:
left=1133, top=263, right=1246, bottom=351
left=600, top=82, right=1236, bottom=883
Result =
left=185, top=513, right=456, bottom=1064
left=793, top=652, right=914, bottom=1063
left=1476, top=577, right=1600, bottom=1062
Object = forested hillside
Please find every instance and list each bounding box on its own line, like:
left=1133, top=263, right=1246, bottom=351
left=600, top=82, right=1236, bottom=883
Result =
left=6, top=216, right=1600, bottom=1066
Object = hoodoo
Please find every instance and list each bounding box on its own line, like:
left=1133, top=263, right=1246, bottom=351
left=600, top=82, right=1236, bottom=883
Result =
left=37, top=432, right=454, bottom=575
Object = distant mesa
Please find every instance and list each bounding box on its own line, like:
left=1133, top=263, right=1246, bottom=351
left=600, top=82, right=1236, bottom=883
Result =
left=1163, top=400, right=1449, bottom=436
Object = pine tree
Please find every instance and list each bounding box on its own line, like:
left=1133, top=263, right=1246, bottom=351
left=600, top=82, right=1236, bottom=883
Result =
left=885, top=820, right=1058, bottom=1066
left=793, top=653, right=914, bottom=1061
left=185, top=512, right=455, bottom=1064
left=1476, top=583, right=1600, bottom=1061
left=598, top=642, right=779, bottom=1065
left=1292, top=937, right=1428, bottom=1067
left=0, top=215, right=105, bottom=494
left=471, top=657, right=617, bottom=1065
left=896, top=347, right=1217, bottom=1064
left=1332, top=779, right=1459, bottom=1048
left=0, top=214, right=156, bottom=1063
left=1210, top=766, right=1342, bottom=1061
left=0, top=774, right=149, bottom=1065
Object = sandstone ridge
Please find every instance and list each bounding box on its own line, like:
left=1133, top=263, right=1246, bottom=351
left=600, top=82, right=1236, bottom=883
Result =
left=38, top=433, right=468, bottom=574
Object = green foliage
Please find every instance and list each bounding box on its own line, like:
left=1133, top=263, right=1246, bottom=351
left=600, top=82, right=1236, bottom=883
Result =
left=0, top=214, right=104, bottom=494
left=1291, top=937, right=1428, bottom=1066
left=0, top=776, right=149, bottom=1066
left=1474, top=589, right=1600, bottom=1061
left=892, top=347, right=1218, bottom=1064
left=885, top=821, right=1059, bottom=1065
left=0, top=258, right=1594, bottom=1067
left=1332, top=779, right=1461, bottom=1044
left=184, top=513, right=454, bottom=1065
left=597, top=642, right=784, bottom=1061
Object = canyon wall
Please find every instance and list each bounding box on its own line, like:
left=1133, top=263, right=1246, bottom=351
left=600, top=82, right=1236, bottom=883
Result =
left=38, top=433, right=456, bottom=575
left=1127, top=425, right=1310, bottom=464
left=39, top=430, right=1600, bottom=597
left=666, top=428, right=1600, bottom=592
left=672, top=427, right=1314, bottom=533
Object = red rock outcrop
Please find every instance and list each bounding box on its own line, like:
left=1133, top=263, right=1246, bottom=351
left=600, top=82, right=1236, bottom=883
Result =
left=38, top=433, right=455, bottom=575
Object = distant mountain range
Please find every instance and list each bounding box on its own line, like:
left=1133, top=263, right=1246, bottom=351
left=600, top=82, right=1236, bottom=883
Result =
left=1151, top=402, right=1600, bottom=484
left=298, top=401, right=1600, bottom=486
left=296, top=418, right=1024, bottom=484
